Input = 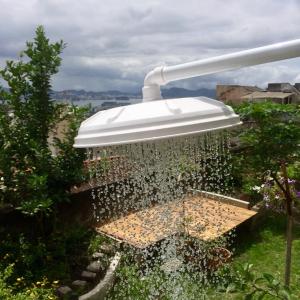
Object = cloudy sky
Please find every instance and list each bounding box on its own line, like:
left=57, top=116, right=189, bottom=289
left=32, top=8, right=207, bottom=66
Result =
left=1, top=0, right=300, bottom=93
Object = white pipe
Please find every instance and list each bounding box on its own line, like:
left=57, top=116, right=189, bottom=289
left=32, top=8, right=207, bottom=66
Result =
left=142, top=39, right=300, bottom=102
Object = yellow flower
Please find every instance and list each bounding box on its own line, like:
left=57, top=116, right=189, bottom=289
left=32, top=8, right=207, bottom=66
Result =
left=53, top=280, right=59, bottom=284
left=17, top=277, right=22, bottom=282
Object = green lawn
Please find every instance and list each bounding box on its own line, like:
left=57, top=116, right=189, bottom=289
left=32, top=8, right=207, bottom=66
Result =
left=232, top=212, right=300, bottom=297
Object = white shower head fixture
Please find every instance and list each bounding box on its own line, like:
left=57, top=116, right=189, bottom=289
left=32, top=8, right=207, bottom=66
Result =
left=74, top=39, right=300, bottom=148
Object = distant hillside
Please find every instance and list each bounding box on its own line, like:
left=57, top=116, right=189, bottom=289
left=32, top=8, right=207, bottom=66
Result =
left=50, top=89, right=140, bottom=101
left=50, top=87, right=216, bottom=101
left=161, top=87, right=216, bottom=99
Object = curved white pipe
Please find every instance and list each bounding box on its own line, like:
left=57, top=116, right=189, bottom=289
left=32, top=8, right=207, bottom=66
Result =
left=142, top=39, right=300, bottom=102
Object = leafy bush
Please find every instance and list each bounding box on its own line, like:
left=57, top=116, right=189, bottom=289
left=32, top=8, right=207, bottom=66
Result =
left=0, top=26, right=88, bottom=217
left=231, top=102, right=300, bottom=191
left=0, top=25, right=92, bottom=299
left=231, top=102, right=300, bottom=286
left=0, top=264, right=57, bottom=300
left=109, top=260, right=294, bottom=299
left=88, top=234, right=109, bottom=255
left=0, top=225, right=93, bottom=285
left=53, top=105, right=88, bottom=187
left=287, top=161, right=300, bottom=182
left=217, top=263, right=292, bottom=299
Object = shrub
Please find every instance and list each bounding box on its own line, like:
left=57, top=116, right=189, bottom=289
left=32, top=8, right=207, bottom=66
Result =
left=0, top=26, right=88, bottom=217
left=0, top=264, right=57, bottom=300
left=228, top=102, right=300, bottom=286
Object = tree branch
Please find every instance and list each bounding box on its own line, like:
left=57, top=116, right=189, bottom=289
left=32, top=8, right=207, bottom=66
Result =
left=271, top=174, right=288, bottom=198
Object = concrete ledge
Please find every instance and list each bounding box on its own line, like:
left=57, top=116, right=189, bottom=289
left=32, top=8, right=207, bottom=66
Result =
left=79, top=252, right=121, bottom=300
left=192, top=189, right=250, bottom=209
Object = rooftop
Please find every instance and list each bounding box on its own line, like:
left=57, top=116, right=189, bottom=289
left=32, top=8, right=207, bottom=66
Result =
left=242, top=91, right=293, bottom=100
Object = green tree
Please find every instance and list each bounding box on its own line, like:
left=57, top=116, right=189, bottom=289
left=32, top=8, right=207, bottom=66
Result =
left=0, top=26, right=87, bottom=219
left=236, top=101, right=300, bottom=287
left=1, top=25, right=64, bottom=147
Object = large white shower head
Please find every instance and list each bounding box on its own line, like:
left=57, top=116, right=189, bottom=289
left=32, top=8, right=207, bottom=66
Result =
left=73, top=97, right=240, bottom=148
left=74, top=39, right=300, bottom=148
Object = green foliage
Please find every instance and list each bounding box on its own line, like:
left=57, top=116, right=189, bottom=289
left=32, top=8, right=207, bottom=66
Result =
left=0, top=26, right=88, bottom=216
left=287, top=162, right=300, bottom=181
left=0, top=226, right=114, bottom=299
left=109, top=213, right=300, bottom=299
left=53, top=105, right=89, bottom=187
left=230, top=102, right=300, bottom=201
left=231, top=102, right=300, bottom=287
left=236, top=102, right=300, bottom=174
left=0, top=25, right=65, bottom=147
left=0, top=264, right=57, bottom=300
left=0, top=225, right=96, bottom=298
left=87, top=234, right=110, bottom=255
left=110, top=260, right=294, bottom=299
left=233, top=212, right=300, bottom=298
left=110, top=264, right=210, bottom=300
left=217, top=263, right=292, bottom=299
left=109, top=265, right=153, bottom=299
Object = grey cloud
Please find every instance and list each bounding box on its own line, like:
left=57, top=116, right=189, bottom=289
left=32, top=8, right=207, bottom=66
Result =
left=1, top=0, right=300, bottom=92
left=61, top=57, right=122, bottom=78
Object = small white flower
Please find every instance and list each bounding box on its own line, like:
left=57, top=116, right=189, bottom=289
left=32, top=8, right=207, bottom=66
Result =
left=252, top=186, right=260, bottom=191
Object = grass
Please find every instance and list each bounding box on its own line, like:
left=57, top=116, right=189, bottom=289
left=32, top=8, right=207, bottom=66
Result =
left=108, top=212, right=300, bottom=299
left=233, top=212, right=300, bottom=297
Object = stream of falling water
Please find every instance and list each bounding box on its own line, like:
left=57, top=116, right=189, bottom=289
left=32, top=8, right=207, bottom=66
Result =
left=86, top=131, right=235, bottom=299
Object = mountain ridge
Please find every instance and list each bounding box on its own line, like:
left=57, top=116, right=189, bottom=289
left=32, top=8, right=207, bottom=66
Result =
left=50, top=87, right=216, bottom=100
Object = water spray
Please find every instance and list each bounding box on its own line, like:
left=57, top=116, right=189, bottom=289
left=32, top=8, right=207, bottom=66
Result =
left=73, top=39, right=300, bottom=298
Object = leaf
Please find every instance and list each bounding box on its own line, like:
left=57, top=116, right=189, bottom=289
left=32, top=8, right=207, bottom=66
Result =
left=216, top=285, right=226, bottom=292
left=254, top=277, right=265, bottom=286
left=257, top=291, right=267, bottom=300
left=271, top=279, right=280, bottom=287
left=279, top=288, right=291, bottom=300
left=262, top=273, right=274, bottom=284
left=245, top=291, right=256, bottom=300
left=225, top=283, right=236, bottom=293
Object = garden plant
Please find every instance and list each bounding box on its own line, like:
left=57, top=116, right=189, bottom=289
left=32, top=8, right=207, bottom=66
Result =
left=0, top=26, right=299, bottom=299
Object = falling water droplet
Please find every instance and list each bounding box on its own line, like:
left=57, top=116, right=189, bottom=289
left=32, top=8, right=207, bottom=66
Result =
left=85, top=131, right=236, bottom=298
